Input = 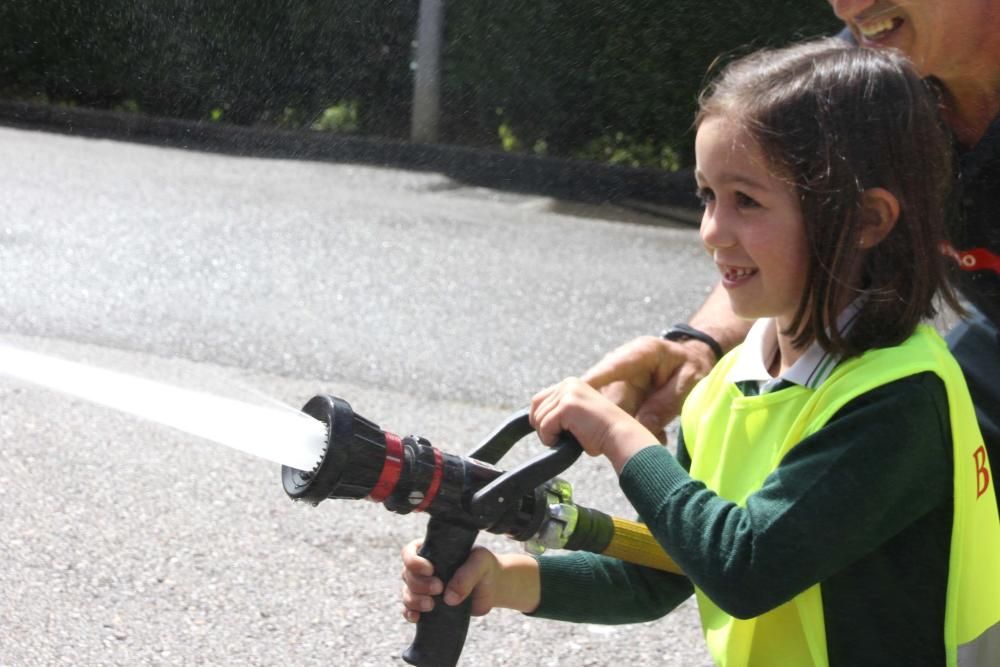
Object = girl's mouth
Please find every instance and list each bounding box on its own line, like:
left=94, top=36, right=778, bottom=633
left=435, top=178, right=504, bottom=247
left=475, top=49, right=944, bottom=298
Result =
left=719, top=264, right=758, bottom=286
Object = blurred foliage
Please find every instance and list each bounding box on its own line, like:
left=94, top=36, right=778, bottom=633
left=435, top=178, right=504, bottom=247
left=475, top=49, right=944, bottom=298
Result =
left=311, top=101, right=360, bottom=133
left=578, top=134, right=682, bottom=172
left=443, top=1, right=841, bottom=167
left=0, top=0, right=840, bottom=168
left=0, top=0, right=417, bottom=136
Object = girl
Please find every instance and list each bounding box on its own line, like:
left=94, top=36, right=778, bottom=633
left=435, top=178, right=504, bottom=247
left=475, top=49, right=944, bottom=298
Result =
left=402, top=40, right=1000, bottom=666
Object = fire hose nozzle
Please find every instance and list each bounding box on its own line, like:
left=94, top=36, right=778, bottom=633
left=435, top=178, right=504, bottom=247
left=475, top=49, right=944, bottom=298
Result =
left=282, top=395, right=392, bottom=504
left=283, top=395, right=587, bottom=538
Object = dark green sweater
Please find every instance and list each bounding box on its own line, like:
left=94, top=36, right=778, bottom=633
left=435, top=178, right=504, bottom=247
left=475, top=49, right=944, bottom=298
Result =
left=532, top=372, right=953, bottom=666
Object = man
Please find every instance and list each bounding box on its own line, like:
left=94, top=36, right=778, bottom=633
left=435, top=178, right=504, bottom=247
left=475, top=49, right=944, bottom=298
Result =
left=585, top=0, right=1000, bottom=504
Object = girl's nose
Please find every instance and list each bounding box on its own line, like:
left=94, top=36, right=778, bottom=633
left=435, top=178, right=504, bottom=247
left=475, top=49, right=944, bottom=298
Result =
left=699, top=209, right=734, bottom=251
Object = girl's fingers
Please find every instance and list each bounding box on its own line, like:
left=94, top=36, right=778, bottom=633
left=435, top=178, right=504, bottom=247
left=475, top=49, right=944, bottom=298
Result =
left=530, top=379, right=578, bottom=445
left=400, top=539, right=435, bottom=578
left=529, top=384, right=558, bottom=426
left=441, top=546, right=496, bottom=608
left=440, top=558, right=481, bottom=606
left=402, top=568, right=443, bottom=596
left=401, top=538, right=442, bottom=622
left=402, top=580, right=437, bottom=614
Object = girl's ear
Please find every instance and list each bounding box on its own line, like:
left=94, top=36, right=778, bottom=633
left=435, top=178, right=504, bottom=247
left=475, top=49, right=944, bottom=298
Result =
left=858, top=188, right=900, bottom=249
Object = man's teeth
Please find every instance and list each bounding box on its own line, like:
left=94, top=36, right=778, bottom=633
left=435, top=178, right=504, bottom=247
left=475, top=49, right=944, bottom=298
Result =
left=859, top=17, right=898, bottom=39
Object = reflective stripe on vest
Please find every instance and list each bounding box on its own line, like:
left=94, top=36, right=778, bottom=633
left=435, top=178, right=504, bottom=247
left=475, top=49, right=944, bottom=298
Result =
left=681, top=325, right=1000, bottom=667
left=958, top=619, right=1000, bottom=667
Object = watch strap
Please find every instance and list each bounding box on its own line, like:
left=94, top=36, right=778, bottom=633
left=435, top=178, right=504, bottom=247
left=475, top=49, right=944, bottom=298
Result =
left=661, top=323, right=723, bottom=362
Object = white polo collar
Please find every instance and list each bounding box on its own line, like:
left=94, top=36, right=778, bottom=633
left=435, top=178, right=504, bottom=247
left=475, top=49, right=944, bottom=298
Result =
left=727, top=301, right=864, bottom=393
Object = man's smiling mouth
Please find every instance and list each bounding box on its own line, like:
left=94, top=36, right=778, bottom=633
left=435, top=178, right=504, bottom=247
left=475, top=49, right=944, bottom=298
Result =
left=858, top=16, right=903, bottom=41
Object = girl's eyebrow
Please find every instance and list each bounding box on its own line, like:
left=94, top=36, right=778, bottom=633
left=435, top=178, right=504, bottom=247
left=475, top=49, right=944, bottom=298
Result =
left=694, top=168, right=768, bottom=192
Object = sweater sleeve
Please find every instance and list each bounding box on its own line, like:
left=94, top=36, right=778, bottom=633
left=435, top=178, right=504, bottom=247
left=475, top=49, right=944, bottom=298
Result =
left=530, top=551, right=694, bottom=624
left=618, top=372, right=952, bottom=619
left=529, top=443, right=695, bottom=623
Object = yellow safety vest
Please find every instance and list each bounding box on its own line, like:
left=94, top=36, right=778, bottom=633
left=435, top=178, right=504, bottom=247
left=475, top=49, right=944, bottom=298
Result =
left=680, top=325, right=1000, bottom=667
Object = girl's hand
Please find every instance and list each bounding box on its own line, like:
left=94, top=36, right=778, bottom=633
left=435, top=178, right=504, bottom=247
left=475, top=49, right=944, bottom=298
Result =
left=530, top=377, right=659, bottom=473
left=400, top=541, right=540, bottom=623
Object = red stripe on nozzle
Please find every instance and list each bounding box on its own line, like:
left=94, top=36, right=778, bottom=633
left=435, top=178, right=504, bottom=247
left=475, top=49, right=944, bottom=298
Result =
left=368, top=432, right=404, bottom=502
left=415, top=447, right=444, bottom=512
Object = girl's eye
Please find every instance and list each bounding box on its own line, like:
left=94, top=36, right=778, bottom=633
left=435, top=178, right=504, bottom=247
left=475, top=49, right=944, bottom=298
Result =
left=735, top=191, right=760, bottom=208
left=696, top=187, right=715, bottom=206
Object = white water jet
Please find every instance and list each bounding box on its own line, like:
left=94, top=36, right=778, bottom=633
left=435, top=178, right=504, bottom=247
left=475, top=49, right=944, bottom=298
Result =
left=0, top=344, right=326, bottom=470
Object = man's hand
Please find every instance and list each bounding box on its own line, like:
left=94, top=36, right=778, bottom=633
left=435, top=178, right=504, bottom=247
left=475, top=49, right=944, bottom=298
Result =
left=581, top=335, right=716, bottom=438
left=581, top=284, right=749, bottom=437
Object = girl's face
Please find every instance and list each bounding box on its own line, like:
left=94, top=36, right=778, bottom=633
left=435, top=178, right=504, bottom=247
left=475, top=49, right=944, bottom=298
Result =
left=695, top=116, right=809, bottom=331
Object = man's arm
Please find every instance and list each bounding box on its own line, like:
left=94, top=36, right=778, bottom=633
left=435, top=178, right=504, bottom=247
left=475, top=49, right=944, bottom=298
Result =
left=582, top=283, right=751, bottom=435
left=686, top=283, right=752, bottom=350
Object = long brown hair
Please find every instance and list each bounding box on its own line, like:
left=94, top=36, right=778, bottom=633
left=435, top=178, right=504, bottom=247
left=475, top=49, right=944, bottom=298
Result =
left=697, top=39, right=961, bottom=357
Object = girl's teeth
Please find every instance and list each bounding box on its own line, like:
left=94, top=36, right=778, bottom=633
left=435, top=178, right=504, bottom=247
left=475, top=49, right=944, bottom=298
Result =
left=724, top=267, right=755, bottom=281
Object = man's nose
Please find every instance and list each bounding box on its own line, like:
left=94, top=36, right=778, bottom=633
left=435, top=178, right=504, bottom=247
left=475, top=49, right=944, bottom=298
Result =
left=827, top=0, right=875, bottom=22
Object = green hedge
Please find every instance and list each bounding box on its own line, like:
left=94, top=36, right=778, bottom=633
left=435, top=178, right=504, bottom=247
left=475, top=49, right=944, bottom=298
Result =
left=0, top=0, right=417, bottom=133
left=444, top=1, right=840, bottom=166
left=0, top=1, right=839, bottom=168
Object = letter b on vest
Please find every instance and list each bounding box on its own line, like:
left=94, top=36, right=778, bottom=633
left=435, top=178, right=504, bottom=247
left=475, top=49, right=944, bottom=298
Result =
left=973, top=445, right=991, bottom=499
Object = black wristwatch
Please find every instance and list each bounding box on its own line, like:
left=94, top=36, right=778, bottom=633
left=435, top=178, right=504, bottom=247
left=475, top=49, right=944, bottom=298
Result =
left=661, top=323, right=724, bottom=362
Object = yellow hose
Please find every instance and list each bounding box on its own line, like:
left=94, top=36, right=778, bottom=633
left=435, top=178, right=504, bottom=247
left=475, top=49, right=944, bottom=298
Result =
left=600, top=516, right=683, bottom=575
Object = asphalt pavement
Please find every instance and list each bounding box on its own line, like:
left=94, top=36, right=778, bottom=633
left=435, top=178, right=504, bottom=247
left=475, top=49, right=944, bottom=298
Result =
left=0, top=125, right=716, bottom=666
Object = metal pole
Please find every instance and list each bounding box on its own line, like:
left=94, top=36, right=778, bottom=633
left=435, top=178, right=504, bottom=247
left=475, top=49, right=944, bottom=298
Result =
left=411, top=0, right=443, bottom=143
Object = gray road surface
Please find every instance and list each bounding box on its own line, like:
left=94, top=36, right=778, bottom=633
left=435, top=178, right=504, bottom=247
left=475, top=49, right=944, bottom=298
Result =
left=0, top=126, right=716, bottom=666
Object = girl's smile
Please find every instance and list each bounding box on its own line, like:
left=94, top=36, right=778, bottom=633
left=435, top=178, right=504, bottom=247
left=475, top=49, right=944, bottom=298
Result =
left=717, top=263, right=758, bottom=288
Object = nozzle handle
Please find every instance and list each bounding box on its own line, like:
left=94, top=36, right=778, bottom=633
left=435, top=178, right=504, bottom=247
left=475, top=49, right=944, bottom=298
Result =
left=402, top=517, right=479, bottom=667
left=467, top=408, right=532, bottom=464
left=469, top=433, right=582, bottom=527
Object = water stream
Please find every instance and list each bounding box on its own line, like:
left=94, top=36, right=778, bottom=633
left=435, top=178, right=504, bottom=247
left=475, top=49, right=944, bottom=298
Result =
left=0, top=344, right=326, bottom=471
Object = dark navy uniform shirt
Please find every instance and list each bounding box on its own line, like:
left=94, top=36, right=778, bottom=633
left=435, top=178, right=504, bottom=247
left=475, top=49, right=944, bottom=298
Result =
left=836, top=28, right=1000, bottom=323
left=946, top=113, right=1000, bottom=328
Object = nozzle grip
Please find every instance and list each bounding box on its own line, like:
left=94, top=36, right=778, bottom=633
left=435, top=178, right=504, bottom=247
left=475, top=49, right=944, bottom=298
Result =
left=469, top=434, right=582, bottom=527
left=402, top=517, right=479, bottom=667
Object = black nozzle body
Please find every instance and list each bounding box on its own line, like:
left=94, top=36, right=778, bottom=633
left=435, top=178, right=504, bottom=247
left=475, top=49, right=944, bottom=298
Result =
left=282, top=395, right=389, bottom=504
left=282, top=395, right=546, bottom=537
